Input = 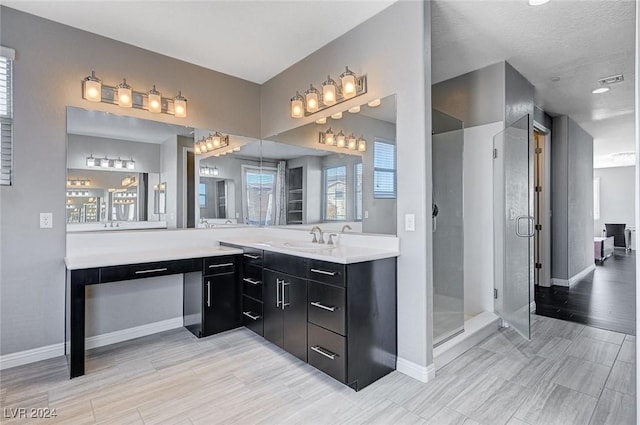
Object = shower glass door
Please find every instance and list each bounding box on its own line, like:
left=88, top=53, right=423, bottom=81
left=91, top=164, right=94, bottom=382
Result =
left=432, top=109, right=465, bottom=346
left=493, top=114, right=532, bottom=340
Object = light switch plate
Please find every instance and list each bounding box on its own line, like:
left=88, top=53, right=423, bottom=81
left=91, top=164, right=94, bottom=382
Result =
left=405, top=213, right=415, bottom=231
left=364, top=211, right=369, bottom=219
left=40, top=213, right=53, bottom=228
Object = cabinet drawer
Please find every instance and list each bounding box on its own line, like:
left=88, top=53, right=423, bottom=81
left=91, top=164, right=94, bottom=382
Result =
left=100, top=259, right=198, bottom=283
left=308, top=323, right=346, bottom=383
left=307, top=259, right=345, bottom=287
left=242, top=248, right=263, bottom=266
left=308, top=281, right=346, bottom=336
left=204, top=255, right=236, bottom=275
left=242, top=295, right=263, bottom=336
left=264, top=251, right=307, bottom=276
left=242, top=263, right=263, bottom=301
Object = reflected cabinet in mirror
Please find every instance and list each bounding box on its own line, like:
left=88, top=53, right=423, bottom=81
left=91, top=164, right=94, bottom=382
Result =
left=66, top=107, right=193, bottom=232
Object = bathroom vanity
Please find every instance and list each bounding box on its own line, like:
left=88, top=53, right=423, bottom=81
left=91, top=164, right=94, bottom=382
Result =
left=65, top=228, right=398, bottom=390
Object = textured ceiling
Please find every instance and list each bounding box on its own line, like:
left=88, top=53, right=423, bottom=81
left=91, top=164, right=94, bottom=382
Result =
left=3, top=0, right=396, bottom=84
left=431, top=0, right=636, bottom=168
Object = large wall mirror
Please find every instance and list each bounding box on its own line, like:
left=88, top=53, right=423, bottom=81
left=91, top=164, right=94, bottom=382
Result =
left=66, top=107, right=194, bottom=232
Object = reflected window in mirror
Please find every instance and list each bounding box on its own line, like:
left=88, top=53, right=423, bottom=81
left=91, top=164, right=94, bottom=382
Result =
left=242, top=165, right=277, bottom=226
left=199, top=182, right=207, bottom=208
left=355, top=162, right=363, bottom=221
left=323, top=165, right=347, bottom=221
left=373, top=139, right=397, bottom=199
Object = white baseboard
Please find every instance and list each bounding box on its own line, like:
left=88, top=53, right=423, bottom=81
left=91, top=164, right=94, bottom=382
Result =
left=0, top=317, right=183, bottom=370
left=551, top=264, right=596, bottom=287
left=396, top=357, right=436, bottom=383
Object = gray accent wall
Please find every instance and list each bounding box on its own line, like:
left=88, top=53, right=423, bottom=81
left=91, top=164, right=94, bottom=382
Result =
left=0, top=6, right=260, bottom=355
left=551, top=116, right=594, bottom=281
left=261, top=1, right=432, bottom=369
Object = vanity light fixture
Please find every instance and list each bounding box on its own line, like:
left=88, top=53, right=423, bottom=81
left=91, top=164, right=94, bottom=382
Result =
left=331, top=111, right=343, bottom=120
left=67, top=179, right=90, bottom=187
left=194, top=132, right=229, bottom=154
left=148, top=85, right=162, bottom=113
left=86, top=155, right=96, bottom=167
left=200, top=165, right=219, bottom=176
left=291, top=66, right=367, bottom=118
left=315, top=117, right=327, bottom=124
left=117, top=79, right=133, bottom=108
left=83, top=71, right=102, bottom=102
left=319, top=129, right=367, bottom=152
left=85, top=155, right=135, bottom=170
left=367, top=98, right=381, bottom=107
left=81, top=71, right=187, bottom=117
left=66, top=190, right=90, bottom=197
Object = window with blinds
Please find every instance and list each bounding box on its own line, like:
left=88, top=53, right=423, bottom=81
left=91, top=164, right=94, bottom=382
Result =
left=373, top=140, right=396, bottom=198
left=354, top=162, right=363, bottom=220
left=323, top=165, right=347, bottom=221
left=0, top=49, right=14, bottom=186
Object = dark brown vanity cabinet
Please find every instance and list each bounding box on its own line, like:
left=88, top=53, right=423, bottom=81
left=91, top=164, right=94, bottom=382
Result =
left=184, top=255, right=240, bottom=338
left=263, top=269, right=308, bottom=362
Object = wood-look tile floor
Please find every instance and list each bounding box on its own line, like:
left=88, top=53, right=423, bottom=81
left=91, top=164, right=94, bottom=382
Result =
left=0, top=315, right=636, bottom=425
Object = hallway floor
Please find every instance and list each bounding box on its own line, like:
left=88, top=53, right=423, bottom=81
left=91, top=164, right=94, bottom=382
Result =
left=0, top=314, right=636, bottom=425
left=535, top=250, right=636, bottom=335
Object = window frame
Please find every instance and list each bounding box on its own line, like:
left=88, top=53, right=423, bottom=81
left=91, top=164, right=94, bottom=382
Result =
left=0, top=46, right=15, bottom=186
left=373, top=138, right=397, bottom=199
left=322, top=164, right=347, bottom=221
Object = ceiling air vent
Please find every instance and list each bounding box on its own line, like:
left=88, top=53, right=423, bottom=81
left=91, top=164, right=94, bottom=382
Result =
left=598, top=74, right=624, bottom=85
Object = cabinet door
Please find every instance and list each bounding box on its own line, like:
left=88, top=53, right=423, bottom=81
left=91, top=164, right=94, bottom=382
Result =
left=204, top=273, right=240, bottom=336
left=282, top=274, right=308, bottom=362
left=263, top=270, right=283, bottom=348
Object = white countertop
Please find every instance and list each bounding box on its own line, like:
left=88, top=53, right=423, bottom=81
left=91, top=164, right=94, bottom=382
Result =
left=65, top=245, right=242, bottom=270
left=218, top=237, right=399, bottom=264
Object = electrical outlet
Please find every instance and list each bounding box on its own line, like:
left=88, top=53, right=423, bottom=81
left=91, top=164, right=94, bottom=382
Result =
left=405, top=213, right=416, bottom=231
left=40, top=213, right=53, bottom=228
left=364, top=211, right=369, bottom=219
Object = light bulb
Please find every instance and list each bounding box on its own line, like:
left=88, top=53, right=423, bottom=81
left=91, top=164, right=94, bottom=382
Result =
left=305, top=85, right=319, bottom=113
left=100, top=157, right=110, bottom=168
left=206, top=138, right=214, bottom=150
left=86, top=156, right=96, bottom=167
left=336, top=131, right=346, bottom=148
left=174, top=91, right=187, bottom=118
left=358, top=138, right=367, bottom=152
left=322, top=76, right=337, bottom=106
left=324, top=128, right=335, bottom=145
left=347, top=134, right=356, bottom=149
left=148, top=85, right=162, bottom=113
left=194, top=144, right=201, bottom=155
left=114, top=158, right=123, bottom=169
left=126, top=159, right=135, bottom=170
left=340, top=67, right=357, bottom=99
left=212, top=134, right=221, bottom=147
left=290, top=91, right=304, bottom=118
left=117, top=79, right=132, bottom=108
left=83, top=71, right=102, bottom=102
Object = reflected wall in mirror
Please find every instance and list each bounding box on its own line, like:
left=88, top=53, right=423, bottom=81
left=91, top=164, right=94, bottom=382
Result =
left=66, top=107, right=193, bottom=232
left=262, top=94, right=397, bottom=235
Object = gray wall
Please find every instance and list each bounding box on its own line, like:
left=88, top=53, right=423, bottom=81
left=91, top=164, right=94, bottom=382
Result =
left=0, top=6, right=260, bottom=355
left=432, top=62, right=505, bottom=127
left=67, top=135, right=161, bottom=173
left=261, top=1, right=432, bottom=369
left=534, top=105, right=552, bottom=130
left=594, top=166, right=636, bottom=247
left=551, top=116, right=594, bottom=280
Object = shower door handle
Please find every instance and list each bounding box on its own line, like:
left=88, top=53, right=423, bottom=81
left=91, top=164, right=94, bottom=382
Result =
left=515, top=216, right=535, bottom=238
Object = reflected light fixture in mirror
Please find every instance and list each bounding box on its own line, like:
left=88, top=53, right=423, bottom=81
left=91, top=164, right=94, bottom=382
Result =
left=331, top=111, right=343, bottom=120
left=348, top=105, right=361, bottom=113
left=194, top=132, right=229, bottom=154
left=367, top=98, right=381, bottom=107
left=117, top=79, right=132, bottom=108
left=347, top=133, right=357, bottom=149
left=83, top=71, right=102, bottom=102
left=319, top=129, right=367, bottom=152
left=148, top=85, right=162, bottom=113
left=315, top=117, right=327, bottom=124
left=358, top=136, right=366, bottom=152
left=336, top=131, right=346, bottom=148
left=325, top=128, right=335, bottom=145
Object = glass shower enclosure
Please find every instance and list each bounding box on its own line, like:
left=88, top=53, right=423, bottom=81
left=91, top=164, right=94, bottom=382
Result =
left=432, top=109, right=465, bottom=346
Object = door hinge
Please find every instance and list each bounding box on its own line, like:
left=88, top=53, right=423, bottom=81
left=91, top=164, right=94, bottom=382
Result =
left=535, top=263, right=542, bottom=269
left=535, top=186, right=542, bottom=192
left=493, top=148, right=498, bottom=159
left=494, top=288, right=498, bottom=299
left=535, top=224, right=542, bottom=231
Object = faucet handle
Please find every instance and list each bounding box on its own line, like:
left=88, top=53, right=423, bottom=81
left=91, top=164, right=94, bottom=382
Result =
left=310, top=231, right=318, bottom=243
left=327, top=233, right=338, bottom=245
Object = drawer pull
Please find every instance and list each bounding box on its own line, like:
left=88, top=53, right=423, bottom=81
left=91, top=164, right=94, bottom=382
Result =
left=209, top=262, right=234, bottom=268
left=310, top=301, right=336, bottom=312
left=243, top=277, right=261, bottom=285
left=310, top=268, right=337, bottom=276
left=243, top=254, right=260, bottom=260
left=134, top=267, right=168, bottom=274
left=242, top=311, right=261, bottom=321
left=310, top=345, right=337, bottom=360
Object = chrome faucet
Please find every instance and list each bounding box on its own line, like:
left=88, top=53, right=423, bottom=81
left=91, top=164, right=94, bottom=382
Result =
left=310, top=226, right=325, bottom=244
left=341, top=224, right=352, bottom=233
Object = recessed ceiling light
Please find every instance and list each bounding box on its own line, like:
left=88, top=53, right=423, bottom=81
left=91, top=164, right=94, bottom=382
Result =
left=592, top=87, right=610, bottom=94
left=528, top=0, right=550, bottom=5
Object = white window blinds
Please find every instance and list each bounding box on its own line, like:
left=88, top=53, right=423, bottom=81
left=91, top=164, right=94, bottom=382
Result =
left=0, top=47, right=15, bottom=186
left=373, top=140, right=396, bottom=199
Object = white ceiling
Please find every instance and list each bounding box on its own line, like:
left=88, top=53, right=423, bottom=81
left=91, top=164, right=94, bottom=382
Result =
left=431, top=0, right=636, bottom=168
left=4, top=0, right=396, bottom=84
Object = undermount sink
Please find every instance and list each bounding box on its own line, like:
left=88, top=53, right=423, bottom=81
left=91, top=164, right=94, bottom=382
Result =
left=281, top=241, right=337, bottom=251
